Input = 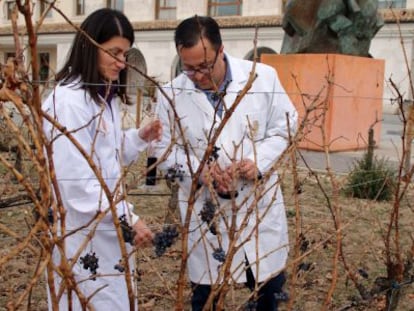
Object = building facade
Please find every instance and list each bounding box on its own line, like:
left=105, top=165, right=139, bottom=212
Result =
left=1, top=0, right=414, bottom=113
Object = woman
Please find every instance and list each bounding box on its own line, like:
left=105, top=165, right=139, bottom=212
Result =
left=42, top=8, right=161, bottom=310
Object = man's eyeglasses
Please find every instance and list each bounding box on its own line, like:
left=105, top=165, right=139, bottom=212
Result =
left=181, top=51, right=219, bottom=77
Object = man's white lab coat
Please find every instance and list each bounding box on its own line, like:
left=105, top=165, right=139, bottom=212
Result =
left=155, top=54, right=298, bottom=285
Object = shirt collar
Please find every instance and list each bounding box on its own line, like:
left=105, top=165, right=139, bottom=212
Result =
left=203, top=53, right=233, bottom=100
left=98, top=82, right=117, bottom=104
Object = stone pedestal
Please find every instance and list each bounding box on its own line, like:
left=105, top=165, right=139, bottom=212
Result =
left=261, top=53, right=384, bottom=151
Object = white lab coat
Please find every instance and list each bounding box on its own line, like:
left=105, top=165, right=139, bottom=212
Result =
left=155, top=54, right=298, bottom=285
left=43, top=81, right=147, bottom=310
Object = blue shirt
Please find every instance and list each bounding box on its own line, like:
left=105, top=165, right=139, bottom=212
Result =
left=201, top=54, right=232, bottom=118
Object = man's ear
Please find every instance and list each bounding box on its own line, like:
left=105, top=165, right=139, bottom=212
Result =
left=218, top=45, right=224, bottom=54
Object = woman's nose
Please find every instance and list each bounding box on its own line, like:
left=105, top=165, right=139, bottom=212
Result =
left=115, top=56, right=126, bottom=69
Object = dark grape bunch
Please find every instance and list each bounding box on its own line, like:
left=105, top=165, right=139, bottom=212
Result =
left=208, top=146, right=221, bottom=163
left=114, top=259, right=125, bottom=272
left=80, top=252, right=99, bottom=280
left=119, top=214, right=135, bottom=245
left=200, top=199, right=218, bottom=235
left=165, top=164, right=185, bottom=182
left=212, top=247, right=226, bottom=263
left=153, top=225, right=179, bottom=257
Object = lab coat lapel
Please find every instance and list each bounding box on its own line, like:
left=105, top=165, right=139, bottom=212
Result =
left=189, top=90, right=215, bottom=120
left=181, top=76, right=216, bottom=121
left=222, top=55, right=249, bottom=116
left=217, top=55, right=251, bottom=163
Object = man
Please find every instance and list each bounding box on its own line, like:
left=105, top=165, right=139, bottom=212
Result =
left=155, top=15, right=297, bottom=310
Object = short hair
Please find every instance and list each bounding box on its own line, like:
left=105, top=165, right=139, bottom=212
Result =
left=174, top=15, right=222, bottom=52
left=56, top=8, right=134, bottom=104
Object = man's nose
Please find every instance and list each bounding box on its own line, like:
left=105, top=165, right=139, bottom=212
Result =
left=193, top=70, right=205, bottom=80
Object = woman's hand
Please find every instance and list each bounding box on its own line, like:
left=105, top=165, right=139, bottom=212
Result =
left=132, top=219, right=154, bottom=247
left=138, top=119, right=162, bottom=142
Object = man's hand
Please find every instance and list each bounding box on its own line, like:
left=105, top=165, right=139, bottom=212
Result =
left=237, top=159, right=260, bottom=181
left=200, top=160, right=260, bottom=194
left=201, top=162, right=236, bottom=194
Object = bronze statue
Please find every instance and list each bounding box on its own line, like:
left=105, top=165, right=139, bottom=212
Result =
left=281, top=0, right=384, bottom=57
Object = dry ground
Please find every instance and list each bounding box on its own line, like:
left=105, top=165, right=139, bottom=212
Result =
left=1, top=161, right=414, bottom=310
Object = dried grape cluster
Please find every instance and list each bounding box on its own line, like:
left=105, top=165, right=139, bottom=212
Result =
left=165, top=163, right=185, bottom=182
left=80, top=252, right=99, bottom=279
left=212, top=247, right=226, bottom=263
left=200, top=199, right=217, bottom=235
left=153, top=225, right=179, bottom=257
left=119, top=214, right=135, bottom=245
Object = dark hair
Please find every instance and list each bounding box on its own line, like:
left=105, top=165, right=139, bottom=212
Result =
left=56, top=8, right=134, bottom=104
left=174, top=15, right=222, bottom=52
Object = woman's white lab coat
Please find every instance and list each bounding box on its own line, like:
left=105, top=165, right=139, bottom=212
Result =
left=43, top=82, right=147, bottom=310
left=155, top=53, right=298, bottom=285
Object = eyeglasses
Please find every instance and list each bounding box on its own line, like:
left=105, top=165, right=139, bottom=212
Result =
left=181, top=51, right=219, bottom=77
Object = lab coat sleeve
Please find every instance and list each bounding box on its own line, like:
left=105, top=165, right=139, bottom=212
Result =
left=43, top=93, right=137, bottom=226
left=249, top=67, right=298, bottom=173
left=120, top=128, right=148, bottom=165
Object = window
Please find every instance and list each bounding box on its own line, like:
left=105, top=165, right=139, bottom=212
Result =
left=38, top=53, right=50, bottom=84
left=5, top=1, right=15, bottom=20
left=378, top=0, right=406, bottom=8
left=107, top=0, right=124, bottom=11
left=208, top=0, right=242, bottom=17
left=75, top=0, right=85, bottom=15
left=155, top=0, right=176, bottom=20
left=39, top=1, right=53, bottom=18
left=126, top=48, right=147, bottom=96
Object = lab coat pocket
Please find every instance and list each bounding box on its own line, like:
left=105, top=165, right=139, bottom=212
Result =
left=244, top=112, right=266, bottom=142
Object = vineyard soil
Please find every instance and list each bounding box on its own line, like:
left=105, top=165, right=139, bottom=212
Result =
left=1, top=166, right=414, bottom=310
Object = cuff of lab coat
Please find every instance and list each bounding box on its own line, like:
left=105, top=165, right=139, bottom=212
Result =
left=131, top=213, right=140, bottom=225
